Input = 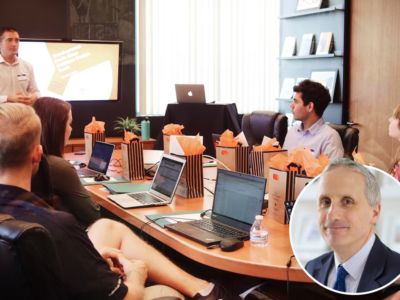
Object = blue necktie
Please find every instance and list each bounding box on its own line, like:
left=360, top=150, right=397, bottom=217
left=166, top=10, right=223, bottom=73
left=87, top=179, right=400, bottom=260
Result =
left=333, top=265, right=348, bottom=292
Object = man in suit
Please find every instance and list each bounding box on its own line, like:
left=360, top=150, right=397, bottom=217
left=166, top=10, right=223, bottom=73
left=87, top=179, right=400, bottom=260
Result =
left=306, top=158, right=400, bottom=293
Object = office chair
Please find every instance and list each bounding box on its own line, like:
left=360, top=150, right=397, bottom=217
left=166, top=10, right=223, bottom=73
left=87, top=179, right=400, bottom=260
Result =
left=0, top=213, right=67, bottom=300
left=241, top=111, right=288, bottom=149
left=0, top=213, right=182, bottom=300
left=328, top=124, right=360, bottom=159
left=31, top=154, right=54, bottom=201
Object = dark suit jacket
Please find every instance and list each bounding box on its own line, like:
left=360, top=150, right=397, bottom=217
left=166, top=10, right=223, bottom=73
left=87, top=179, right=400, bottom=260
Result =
left=305, top=235, right=400, bottom=293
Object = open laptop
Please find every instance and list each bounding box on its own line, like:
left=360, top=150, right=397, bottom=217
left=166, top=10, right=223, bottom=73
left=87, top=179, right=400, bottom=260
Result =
left=77, top=141, right=115, bottom=177
left=108, top=154, right=186, bottom=208
left=175, top=84, right=206, bottom=103
left=165, top=169, right=266, bottom=246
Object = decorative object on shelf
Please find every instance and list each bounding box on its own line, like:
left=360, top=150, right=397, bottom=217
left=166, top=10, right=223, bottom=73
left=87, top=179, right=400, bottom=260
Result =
left=281, top=36, right=296, bottom=57
left=141, top=117, right=150, bottom=140
left=296, top=0, right=323, bottom=12
left=280, top=78, right=295, bottom=99
left=316, top=32, right=334, bottom=55
left=114, top=117, right=141, bottom=136
left=310, top=69, right=338, bottom=102
left=298, top=33, right=315, bottom=56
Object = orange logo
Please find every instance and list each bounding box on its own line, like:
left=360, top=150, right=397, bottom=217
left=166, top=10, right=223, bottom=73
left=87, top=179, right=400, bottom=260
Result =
left=273, top=174, right=279, bottom=181
left=86, top=135, right=89, bottom=139
left=123, top=146, right=126, bottom=150
left=221, top=151, right=228, bottom=156
left=166, top=138, right=170, bottom=142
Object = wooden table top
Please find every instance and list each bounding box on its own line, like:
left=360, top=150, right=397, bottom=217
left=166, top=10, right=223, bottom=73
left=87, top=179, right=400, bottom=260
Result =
left=64, top=150, right=312, bottom=282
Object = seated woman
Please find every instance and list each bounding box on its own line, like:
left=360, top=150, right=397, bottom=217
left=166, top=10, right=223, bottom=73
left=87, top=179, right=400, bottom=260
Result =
left=388, top=105, right=400, bottom=181
left=33, top=97, right=100, bottom=228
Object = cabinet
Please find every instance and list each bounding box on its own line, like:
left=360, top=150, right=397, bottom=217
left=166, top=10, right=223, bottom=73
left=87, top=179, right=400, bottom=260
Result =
left=278, top=0, right=350, bottom=124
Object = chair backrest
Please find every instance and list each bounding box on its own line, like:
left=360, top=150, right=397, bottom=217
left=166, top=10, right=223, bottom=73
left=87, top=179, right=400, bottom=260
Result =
left=241, top=111, right=288, bottom=149
left=328, top=124, right=360, bottom=159
left=31, top=154, right=53, bottom=201
left=0, top=213, right=66, bottom=300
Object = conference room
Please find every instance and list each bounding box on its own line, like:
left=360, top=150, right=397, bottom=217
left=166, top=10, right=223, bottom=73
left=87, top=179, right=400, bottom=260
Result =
left=1, top=0, right=400, bottom=299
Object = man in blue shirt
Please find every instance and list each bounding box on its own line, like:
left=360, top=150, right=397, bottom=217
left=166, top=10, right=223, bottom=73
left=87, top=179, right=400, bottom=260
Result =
left=283, top=80, right=344, bottom=159
left=305, top=158, right=400, bottom=294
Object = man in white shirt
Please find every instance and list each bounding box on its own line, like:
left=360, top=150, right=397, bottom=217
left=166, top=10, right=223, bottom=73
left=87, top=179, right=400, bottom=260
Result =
left=0, top=27, right=40, bottom=105
left=306, top=158, right=400, bottom=294
left=283, top=80, right=343, bottom=159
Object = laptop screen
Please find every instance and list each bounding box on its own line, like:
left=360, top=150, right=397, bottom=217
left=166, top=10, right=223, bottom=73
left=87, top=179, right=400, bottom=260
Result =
left=212, top=169, right=266, bottom=226
left=150, top=156, right=185, bottom=197
left=88, top=142, right=115, bottom=173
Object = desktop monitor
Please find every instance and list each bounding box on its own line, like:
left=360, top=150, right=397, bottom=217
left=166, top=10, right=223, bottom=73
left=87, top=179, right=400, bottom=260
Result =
left=18, top=39, right=123, bottom=102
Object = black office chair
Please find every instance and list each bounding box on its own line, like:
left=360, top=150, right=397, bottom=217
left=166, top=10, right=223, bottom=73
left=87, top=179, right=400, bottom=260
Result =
left=0, top=213, right=67, bottom=300
left=0, top=213, right=182, bottom=300
left=328, top=124, right=360, bottom=159
left=241, top=111, right=288, bottom=149
left=31, top=154, right=53, bottom=201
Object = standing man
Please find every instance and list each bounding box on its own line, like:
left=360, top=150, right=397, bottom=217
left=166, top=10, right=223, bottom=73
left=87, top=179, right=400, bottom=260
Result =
left=283, top=80, right=344, bottom=159
left=0, top=27, right=40, bottom=105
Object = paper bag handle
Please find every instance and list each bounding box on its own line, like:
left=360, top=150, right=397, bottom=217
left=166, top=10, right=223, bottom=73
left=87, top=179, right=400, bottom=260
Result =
left=287, top=162, right=302, bottom=173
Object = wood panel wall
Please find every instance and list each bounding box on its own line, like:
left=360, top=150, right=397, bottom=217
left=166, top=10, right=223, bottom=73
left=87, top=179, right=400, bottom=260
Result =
left=349, top=0, right=400, bottom=170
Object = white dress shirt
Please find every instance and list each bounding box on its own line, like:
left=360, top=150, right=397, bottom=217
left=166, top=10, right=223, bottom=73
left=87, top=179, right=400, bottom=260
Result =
left=327, top=234, right=376, bottom=293
left=0, top=54, right=41, bottom=103
left=283, top=117, right=344, bottom=159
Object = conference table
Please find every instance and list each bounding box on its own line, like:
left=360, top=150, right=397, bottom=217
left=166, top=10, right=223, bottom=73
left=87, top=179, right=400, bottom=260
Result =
left=64, top=150, right=312, bottom=283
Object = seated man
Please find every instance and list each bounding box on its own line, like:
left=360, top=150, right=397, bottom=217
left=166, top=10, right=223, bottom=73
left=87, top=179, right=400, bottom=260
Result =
left=283, top=80, right=344, bottom=159
left=306, top=158, right=400, bottom=293
left=0, top=103, right=235, bottom=300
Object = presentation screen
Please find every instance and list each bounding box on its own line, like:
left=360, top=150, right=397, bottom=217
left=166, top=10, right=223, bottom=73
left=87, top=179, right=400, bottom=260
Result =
left=18, top=40, right=122, bottom=101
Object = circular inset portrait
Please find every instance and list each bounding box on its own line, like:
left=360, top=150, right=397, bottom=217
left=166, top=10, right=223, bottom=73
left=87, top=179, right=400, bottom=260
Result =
left=290, top=158, right=400, bottom=295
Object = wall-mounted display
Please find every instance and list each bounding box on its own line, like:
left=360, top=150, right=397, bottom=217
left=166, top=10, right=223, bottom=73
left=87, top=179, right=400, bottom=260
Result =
left=310, top=69, right=338, bottom=102
left=296, top=0, right=323, bottom=12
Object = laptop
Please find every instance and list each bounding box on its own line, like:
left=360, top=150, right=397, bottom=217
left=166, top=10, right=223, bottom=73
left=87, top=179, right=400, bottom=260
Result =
left=165, top=169, right=266, bottom=246
left=77, top=141, right=115, bottom=177
left=107, top=154, right=186, bottom=208
left=175, top=84, right=206, bottom=103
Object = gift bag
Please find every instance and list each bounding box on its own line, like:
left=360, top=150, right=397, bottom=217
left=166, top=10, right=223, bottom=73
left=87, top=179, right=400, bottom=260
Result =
left=84, top=132, right=105, bottom=164
left=251, top=149, right=288, bottom=193
left=268, top=163, right=302, bottom=224
left=215, top=145, right=250, bottom=174
left=121, top=142, right=145, bottom=180
left=163, top=134, right=171, bottom=154
left=294, top=175, right=314, bottom=200
left=171, top=153, right=204, bottom=198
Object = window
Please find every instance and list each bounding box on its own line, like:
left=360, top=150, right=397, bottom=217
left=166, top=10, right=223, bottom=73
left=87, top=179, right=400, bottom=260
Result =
left=136, top=0, right=280, bottom=115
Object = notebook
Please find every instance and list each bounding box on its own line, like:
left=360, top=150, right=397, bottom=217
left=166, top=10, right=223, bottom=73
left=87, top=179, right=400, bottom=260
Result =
left=76, top=141, right=115, bottom=178
left=107, top=154, right=186, bottom=208
left=175, top=84, right=206, bottom=104
left=165, top=169, right=266, bottom=246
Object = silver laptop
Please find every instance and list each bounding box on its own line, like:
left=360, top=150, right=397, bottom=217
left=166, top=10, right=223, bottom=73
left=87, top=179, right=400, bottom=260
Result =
left=108, top=154, right=186, bottom=208
left=175, top=84, right=206, bottom=103
left=77, top=141, right=115, bottom=177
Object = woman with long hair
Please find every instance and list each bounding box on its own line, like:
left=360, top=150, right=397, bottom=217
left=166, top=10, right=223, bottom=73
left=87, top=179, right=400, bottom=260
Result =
left=388, top=105, right=400, bottom=181
left=33, top=97, right=100, bottom=227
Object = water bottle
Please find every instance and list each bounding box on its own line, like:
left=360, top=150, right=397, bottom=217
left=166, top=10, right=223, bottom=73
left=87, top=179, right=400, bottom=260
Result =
left=141, top=117, right=150, bottom=140
left=250, top=215, right=268, bottom=247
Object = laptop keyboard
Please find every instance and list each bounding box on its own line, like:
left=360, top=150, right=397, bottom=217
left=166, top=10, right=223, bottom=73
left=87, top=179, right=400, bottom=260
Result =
left=128, top=193, right=164, bottom=205
left=189, top=219, right=248, bottom=239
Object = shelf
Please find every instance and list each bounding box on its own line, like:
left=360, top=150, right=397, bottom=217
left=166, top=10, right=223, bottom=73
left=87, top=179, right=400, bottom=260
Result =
left=278, top=53, right=343, bottom=60
left=279, top=5, right=344, bottom=19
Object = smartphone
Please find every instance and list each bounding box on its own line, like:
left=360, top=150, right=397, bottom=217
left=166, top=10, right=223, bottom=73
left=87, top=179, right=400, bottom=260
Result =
left=74, top=151, right=86, bottom=155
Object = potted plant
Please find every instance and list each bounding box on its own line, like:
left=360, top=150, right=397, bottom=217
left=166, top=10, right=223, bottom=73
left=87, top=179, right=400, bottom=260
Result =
left=114, top=117, right=141, bottom=140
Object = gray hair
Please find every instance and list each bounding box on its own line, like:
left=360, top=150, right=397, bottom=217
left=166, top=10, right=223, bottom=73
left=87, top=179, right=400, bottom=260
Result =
left=0, top=103, right=41, bottom=171
left=319, top=158, right=381, bottom=207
